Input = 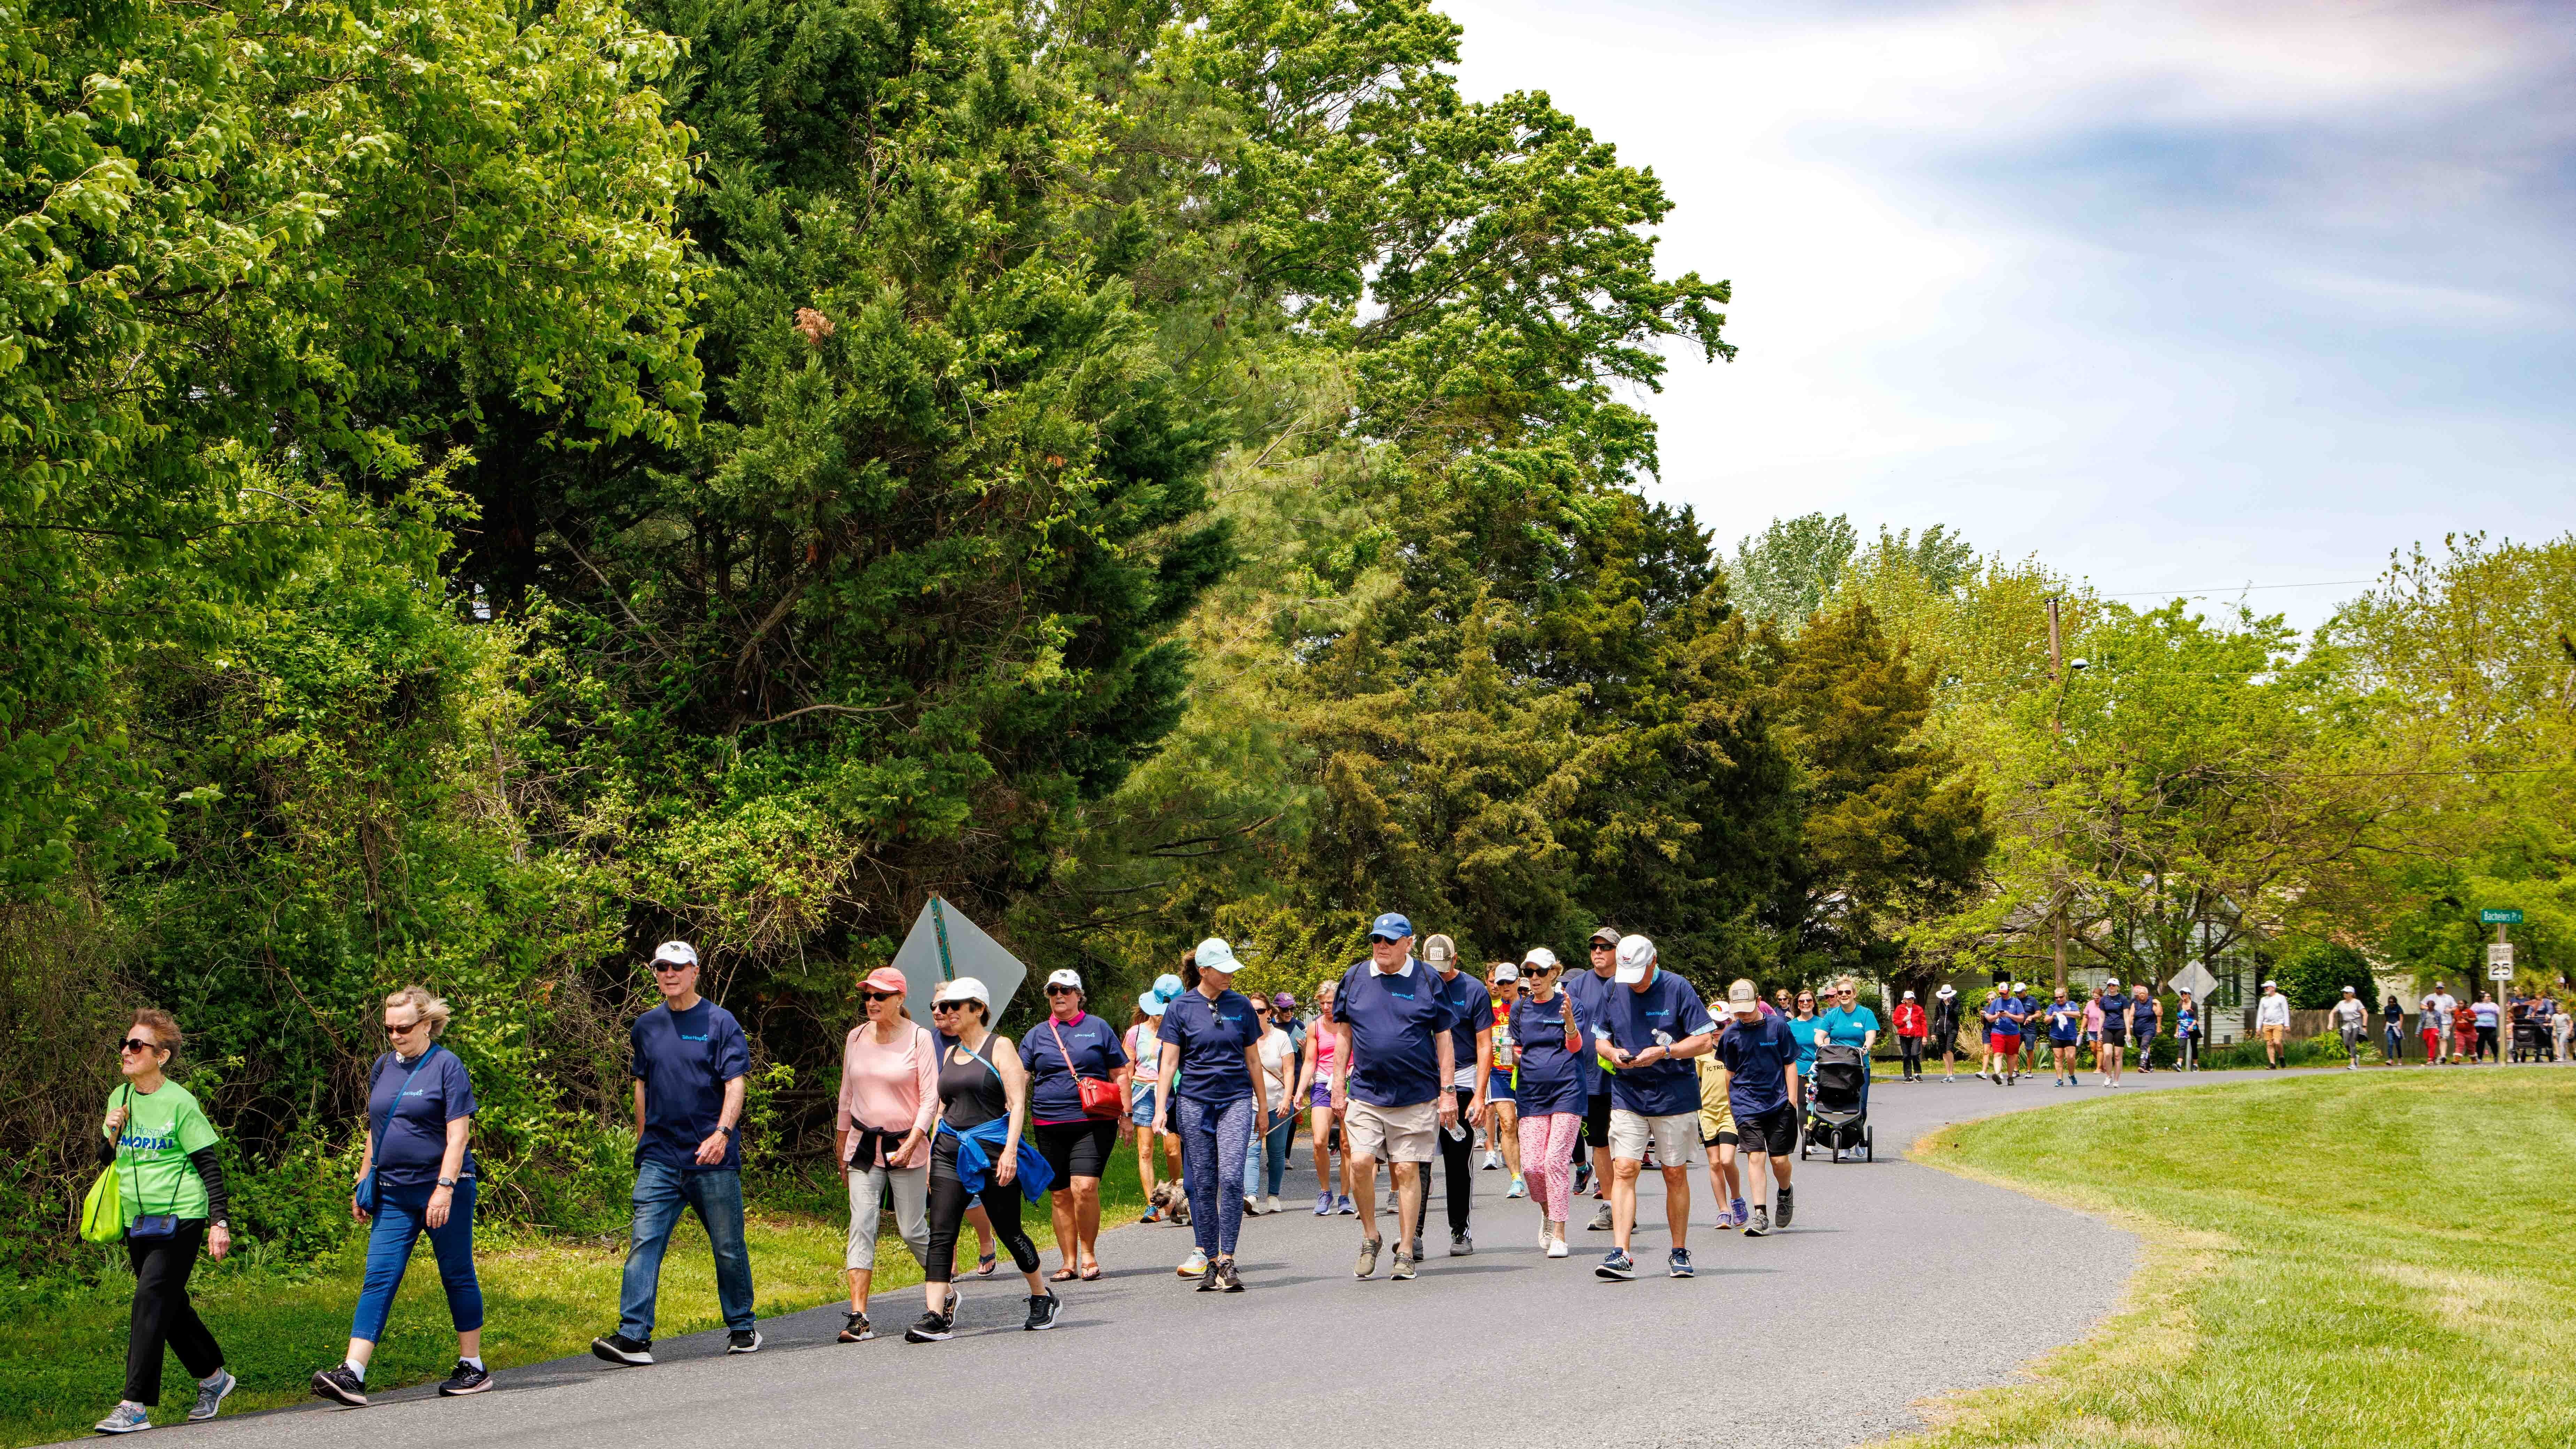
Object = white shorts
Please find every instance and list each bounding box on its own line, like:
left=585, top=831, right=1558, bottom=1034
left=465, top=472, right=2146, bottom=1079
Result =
left=1345, top=1097, right=1439, bottom=1165
left=1608, top=1109, right=1705, bottom=1167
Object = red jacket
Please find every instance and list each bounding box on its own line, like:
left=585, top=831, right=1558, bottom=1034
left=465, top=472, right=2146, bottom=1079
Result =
left=1895, top=1003, right=1928, bottom=1037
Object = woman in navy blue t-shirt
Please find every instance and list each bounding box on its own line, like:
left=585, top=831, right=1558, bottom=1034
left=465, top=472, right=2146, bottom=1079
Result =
left=1507, top=947, right=1587, bottom=1256
left=1153, top=939, right=1268, bottom=1291
left=1020, top=970, right=1131, bottom=1282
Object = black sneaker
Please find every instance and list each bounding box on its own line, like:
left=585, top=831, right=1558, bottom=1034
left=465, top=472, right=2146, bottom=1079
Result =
left=1024, top=1290, right=1061, bottom=1331
left=590, top=1332, right=653, bottom=1366
left=1195, top=1260, right=1221, bottom=1292
left=439, top=1361, right=494, bottom=1396
left=726, top=1328, right=762, bottom=1355
left=1216, top=1258, right=1245, bottom=1292
left=904, top=1310, right=953, bottom=1343
left=310, top=1364, right=368, bottom=1407
left=838, top=1311, right=874, bottom=1343
left=1776, top=1185, right=1795, bottom=1228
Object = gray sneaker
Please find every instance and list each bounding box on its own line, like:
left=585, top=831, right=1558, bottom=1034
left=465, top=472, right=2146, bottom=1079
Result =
left=1391, top=1250, right=1417, bottom=1281
left=1588, top=1201, right=1614, bottom=1231
left=94, top=1404, right=152, bottom=1435
left=189, top=1370, right=237, bottom=1421
left=1449, top=1230, right=1473, bottom=1257
left=1354, top=1237, right=1382, bottom=1278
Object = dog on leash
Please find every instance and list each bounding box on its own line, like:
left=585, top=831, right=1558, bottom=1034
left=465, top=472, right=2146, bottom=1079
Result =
left=1149, top=1180, right=1192, bottom=1226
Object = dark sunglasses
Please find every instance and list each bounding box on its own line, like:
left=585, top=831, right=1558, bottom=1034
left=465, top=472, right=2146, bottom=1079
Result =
left=1589, top=943, right=1614, bottom=951
left=118, top=1037, right=161, bottom=1054
left=930, top=1001, right=962, bottom=1012
left=651, top=962, right=693, bottom=974
left=861, top=990, right=901, bottom=1003
left=1368, top=935, right=1399, bottom=945
left=1045, top=985, right=1077, bottom=994
left=385, top=1020, right=423, bottom=1036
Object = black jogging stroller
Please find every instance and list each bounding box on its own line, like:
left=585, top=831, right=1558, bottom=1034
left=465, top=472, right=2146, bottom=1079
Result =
left=1800, top=1043, right=1873, bottom=1163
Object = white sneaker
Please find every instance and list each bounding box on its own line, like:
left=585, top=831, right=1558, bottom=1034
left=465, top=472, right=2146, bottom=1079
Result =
left=1265, top=1194, right=1282, bottom=1214
left=1243, top=1195, right=1260, bottom=1215
left=1480, top=1150, right=1500, bottom=1171
left=1178, top=1247, right=1208, bottom=1277
left=1545, top=1237, right=1569, bottom=1258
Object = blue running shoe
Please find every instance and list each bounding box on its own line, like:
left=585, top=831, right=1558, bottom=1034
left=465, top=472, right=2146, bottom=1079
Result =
left=1313, top=1192, right=1333, bottom=1216
left=1595, top=1248, right=1636, bottom=1281
left=1669, top=1248, right=1694, bottom=1278
left=1728, top=1197, right=1748, bottom=1229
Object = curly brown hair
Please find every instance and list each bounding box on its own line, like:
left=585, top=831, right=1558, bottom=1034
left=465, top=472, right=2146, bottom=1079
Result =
left=131, top=1008, right=182, bottom=1060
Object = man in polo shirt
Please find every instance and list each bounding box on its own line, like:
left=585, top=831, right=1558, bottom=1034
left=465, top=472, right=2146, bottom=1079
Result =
left=1565, top=925, right=1622, bottom=1232
left=1422, top=935, right=1493, bottom=1257
left=1330, top=913, right=1461, bottom=1281
left=1592, top=935, right=1716, bottom=1280
left=1715, top=979, right=1800, bottom=1236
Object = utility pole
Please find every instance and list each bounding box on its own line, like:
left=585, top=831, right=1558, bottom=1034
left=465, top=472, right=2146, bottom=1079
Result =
left=2048, top=596, right=2067, bottom=993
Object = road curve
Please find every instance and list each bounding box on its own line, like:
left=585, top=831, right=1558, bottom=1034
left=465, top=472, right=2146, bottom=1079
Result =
left=106, top=1066, right=2324, bottom=1449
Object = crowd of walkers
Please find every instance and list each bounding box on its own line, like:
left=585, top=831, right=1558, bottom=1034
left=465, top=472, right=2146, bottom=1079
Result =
left=85, top=918, right=2576, bottom=1432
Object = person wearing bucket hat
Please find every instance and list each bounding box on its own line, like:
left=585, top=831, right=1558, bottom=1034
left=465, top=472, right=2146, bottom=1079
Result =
left=593, top=941, right=759, bottom=1367
left=1154, top=938, right=1266, bottom=1291
left=1930, top=984, right=1964, bottom=1081
left=1421, top=933, right=1493, bottom=1260
left=1892, top=989, right=1927, bottom=1082
left=1126, top=985, right=1183, bottom=1222
left=1565, top=925, right=1623, bottom=1232
left=1330, top=913, right=1462, bottom=1281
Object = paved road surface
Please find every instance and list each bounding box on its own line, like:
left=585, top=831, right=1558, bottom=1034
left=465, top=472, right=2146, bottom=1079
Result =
left=114, top=1066, right=2330, bottom=1449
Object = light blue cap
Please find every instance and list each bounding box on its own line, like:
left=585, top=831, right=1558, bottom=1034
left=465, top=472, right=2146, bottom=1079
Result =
left=1152, top=973, right=1183, bottom=1000
left=1138, top=990, right=1168, bottom=1017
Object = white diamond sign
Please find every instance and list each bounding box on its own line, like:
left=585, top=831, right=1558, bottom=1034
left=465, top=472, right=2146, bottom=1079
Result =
left=890, top=896, right=1029, bottom=1022
left=2167, top=962, right=2220, bottom=1001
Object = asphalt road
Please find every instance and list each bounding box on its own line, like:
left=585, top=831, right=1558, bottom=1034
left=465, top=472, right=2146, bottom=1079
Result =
left=115, top=1064, right=2326, bottom=1449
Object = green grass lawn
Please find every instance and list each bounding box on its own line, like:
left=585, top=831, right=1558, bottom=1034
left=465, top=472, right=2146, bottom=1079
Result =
left=1895, top=1067, right=2576, bottom=1449
left=2, top=1144, right=1156, bottom=1447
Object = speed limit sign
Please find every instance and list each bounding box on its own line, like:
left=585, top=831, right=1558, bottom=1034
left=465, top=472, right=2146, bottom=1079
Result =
left=2489, top=941, right=2515, bottom=980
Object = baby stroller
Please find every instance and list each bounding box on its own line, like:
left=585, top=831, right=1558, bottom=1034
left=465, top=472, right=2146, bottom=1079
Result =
left=1801, top=1044, right=1873, bottom=1163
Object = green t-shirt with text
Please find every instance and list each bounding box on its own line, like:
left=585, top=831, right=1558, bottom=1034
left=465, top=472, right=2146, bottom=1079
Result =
left=107, top=1080, right=218, bottom=1222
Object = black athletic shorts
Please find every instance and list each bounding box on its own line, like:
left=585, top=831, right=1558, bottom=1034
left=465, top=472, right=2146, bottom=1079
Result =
left=1704, top=1130, right=1739, bottom=1149
left=1034, top=1119, right=1119, bottom=1181
left=1738, top=1104, right=1797, bottom=1158
left=1584, top=1090, right=1613, bottom=1149
left=2098, top=1027, right=2128, bottom=1048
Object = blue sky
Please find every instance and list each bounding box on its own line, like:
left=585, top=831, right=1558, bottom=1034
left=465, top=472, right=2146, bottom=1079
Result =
left=1439, top=0, right=2576, bottom=630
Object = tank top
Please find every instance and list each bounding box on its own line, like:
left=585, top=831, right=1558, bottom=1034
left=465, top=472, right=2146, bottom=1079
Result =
left=938, top=1034, right=1008, bottom=1130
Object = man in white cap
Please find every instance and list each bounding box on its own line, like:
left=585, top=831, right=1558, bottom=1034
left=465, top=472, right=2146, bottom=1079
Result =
left=1331, top=913, right=1461, bottom=1281
left=1589, top=934, right=1715, bottom=1279
left=594, top=941, right=760, bottom=1365
left=1714, top=979, right=1800, bottom=1236
left=2256, top=978, right=2293, bottom=1068
left=2422, top=981, right=2456, bottom=1065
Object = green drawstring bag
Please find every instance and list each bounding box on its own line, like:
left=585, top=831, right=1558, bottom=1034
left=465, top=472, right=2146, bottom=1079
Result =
left=80, top=1163, right=124, bottom=1243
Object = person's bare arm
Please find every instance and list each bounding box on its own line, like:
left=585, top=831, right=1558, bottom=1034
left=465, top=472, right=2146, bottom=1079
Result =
left=427, top=1115, right=471, bottom=1228
left=1331, top=1022, right=1353, bottom=1110
left=994, top=1039, right=1029, bottom=1185
left=1156, top=1040, right=1181, bottom=1134
left=693, top=1075, right=747, bottom=1165
left=633, top=1078, right=647, bottom=1139
left=1468, top=1024, right=1494, bottom=1124
left=1246, top=1044, right=1270, bottom=1139
left=1435, top=1033, right=1458, bottom=1128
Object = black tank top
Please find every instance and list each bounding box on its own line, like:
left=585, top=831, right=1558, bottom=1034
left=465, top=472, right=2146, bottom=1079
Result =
left=938, top=1033, right=1008, bottom=1130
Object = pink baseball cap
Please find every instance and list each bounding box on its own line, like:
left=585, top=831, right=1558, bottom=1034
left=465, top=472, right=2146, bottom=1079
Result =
left=863, top=966, right=906, bottom=994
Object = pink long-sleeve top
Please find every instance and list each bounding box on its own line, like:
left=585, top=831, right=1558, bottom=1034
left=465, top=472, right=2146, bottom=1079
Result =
left=836, top=1020, right=939, bottom=1169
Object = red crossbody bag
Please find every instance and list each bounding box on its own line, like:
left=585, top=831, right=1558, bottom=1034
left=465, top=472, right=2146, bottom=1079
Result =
left=1049, top=1018, right=1125, bottom=1120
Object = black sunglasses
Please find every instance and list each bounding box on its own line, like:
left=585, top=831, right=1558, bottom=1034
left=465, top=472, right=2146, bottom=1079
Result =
left=1045, top=985, right=1077, bottom=994
left=1368, top=935, right=1399, bottom=945
left=118, top=1037, right=160, bottom=1054
left=386, top=1021, right=423, bottom=1036
left=861, top=990, right=901, bottom=1003
left=930, top=1001, right=962, bottom=1012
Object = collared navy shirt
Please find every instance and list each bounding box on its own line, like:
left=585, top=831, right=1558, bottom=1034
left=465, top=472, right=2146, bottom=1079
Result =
left=1333, top=958, right=1462, bottom=1108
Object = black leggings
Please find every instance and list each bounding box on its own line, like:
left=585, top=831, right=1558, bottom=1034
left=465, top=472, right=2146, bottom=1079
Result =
left=924, top=1138, right=1041, bottom=1285
left=1435, top=1087, right=1474, bottom=1235
left=127, top=1221, right=224, bottom=1405
left=2476, top=1025, right=2498, bottom=1062
left=1898, top=1037, right=1924, bottom=1076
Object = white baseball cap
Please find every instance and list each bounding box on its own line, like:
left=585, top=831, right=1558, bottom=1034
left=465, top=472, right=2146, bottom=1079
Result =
left=2262, top=979, right=2278, bottom=990
left=652, top=941, right=699, bottom=968
left=2342, top=985, right=2357, bottom=994
left=1901, top=989, right=1916, bottom=1000
left=1613, top=934, right=1656, bottom=984
left=1493, top=962, right=1519, bottom=983
left=934, top=977, right=990, bottom=1009
left=1521, top=946, right=1560, bottom=971
left=1045, top=968, right=1083, bottom=991
left=2103, top=979, right=2119, bottom=989
left=1195, top=937, right=1241, bottom=975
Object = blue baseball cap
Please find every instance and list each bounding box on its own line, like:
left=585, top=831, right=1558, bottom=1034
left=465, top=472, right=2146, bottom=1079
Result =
left=1151, top=973, right=1183, bottom=1000
left=1368, top=912, right=1413, bottom=942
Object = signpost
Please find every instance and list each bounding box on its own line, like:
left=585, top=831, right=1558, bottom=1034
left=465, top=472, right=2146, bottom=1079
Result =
left=2481, top=908, right=2523, bottom=925
left=890, top=895, right=1029, bottom=1023
left=2167, top=963, right=2220, bottom=1069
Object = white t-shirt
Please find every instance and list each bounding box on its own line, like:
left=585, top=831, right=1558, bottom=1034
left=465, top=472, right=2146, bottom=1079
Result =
left=2333, top=999, right=2367, bottom=1029
left=2427, top=993, right=2458, bottom=1021
left=1252, top=1026, right=1294, bottom=1111
left=2256, top=993, right=2292, bottom=1028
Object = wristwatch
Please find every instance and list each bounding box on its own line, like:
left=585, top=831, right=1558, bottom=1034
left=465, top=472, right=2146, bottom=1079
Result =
left=436, top=1176, right=458, bottom=1188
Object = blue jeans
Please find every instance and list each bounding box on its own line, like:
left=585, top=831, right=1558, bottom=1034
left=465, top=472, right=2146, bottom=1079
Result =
left=1257, top=1111, right=1295, bottom=1197
left=1176, top=1095, right=1251, bottom=1258
left=352, top=1177, right=482, bottom=1343
left=619, top=1161, right=755, bottom=1339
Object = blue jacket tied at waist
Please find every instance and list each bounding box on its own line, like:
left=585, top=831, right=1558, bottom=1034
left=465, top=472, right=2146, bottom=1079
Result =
left=936, top=1118, right=1054, bottom=1203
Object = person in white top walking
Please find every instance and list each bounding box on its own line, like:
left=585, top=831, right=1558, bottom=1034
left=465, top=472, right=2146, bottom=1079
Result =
left=2422, top=983, right=2459, bottom=1065
left=2254, top=980, right=2294, bottom=1069
left=2331, top=986, right=2368, bottom=1070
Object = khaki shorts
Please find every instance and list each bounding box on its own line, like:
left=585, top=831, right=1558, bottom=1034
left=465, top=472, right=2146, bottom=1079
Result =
left=2260, top=1024, right=2287, bottom=1046
left=1608, top=1108, right=1705, bottom=1167
left=1344, top=1097, right=1438, bottom=1165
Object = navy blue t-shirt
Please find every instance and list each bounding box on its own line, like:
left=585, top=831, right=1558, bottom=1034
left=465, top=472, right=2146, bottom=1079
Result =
left=1019, top=1011, right=1129, bottom=1124
left=1333, top=959, right=1463, bottom=1108
left=2125, top=997, right=2158, bottom=1037
left=631, top=999, right=751, bottom=1172
left=1594, top=970, right=1716, bottom=1117
left=2044, top=1000, right=2084, bottom=1044
left=1716, top=1013, right=1801, bottom=1118
left=1158, top=988, right=1259, bottom=1108
left=1985, top=997, right=2024, bottom=1037
left=367, top=1045, right=478, bottom=1187
left=1564, top=969, right=1620, bottom=1096
left=1431, top=970, right=1492, bottom=1087
left=1507, top=992, right=1587, bottom=1117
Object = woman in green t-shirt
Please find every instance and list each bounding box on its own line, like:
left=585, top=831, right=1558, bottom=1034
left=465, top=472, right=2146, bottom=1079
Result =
left=92, top=1008, right=234, bottom=1435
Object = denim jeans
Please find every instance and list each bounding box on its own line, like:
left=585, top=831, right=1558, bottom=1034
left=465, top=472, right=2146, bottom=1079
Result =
left=619, top=1161, right=755, bottom=1339
left=1257, top=1111, right=1295, bottom=1197
left=352, top=1177, right=483, bottom=1343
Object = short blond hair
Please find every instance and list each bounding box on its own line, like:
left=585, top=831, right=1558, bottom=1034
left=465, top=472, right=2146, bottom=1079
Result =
left=1834, top=976, right=1860, bottom=994
left=384, top=985, right=453, bottom=1038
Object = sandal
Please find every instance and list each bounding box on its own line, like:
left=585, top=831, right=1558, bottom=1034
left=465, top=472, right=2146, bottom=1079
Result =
left=1079, top=1262, right=1102, bottom=1281
left=976, top=1251, right=998, bottom=1276
left=1048, top=1267, right=1078, bottom=1282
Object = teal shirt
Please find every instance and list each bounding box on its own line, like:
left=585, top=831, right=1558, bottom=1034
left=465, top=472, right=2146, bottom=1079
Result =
left=1817, top=1004, right=1880, bottom=1049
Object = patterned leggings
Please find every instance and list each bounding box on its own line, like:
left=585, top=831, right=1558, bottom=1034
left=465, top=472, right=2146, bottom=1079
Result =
left=1516, top=1112, right=1583, bottom=1223
left=1177, top=1094, right=1252, bottom=1258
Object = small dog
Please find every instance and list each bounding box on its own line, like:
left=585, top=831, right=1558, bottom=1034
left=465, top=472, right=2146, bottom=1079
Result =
left=1149, top=1180, right=1192, bottom=1226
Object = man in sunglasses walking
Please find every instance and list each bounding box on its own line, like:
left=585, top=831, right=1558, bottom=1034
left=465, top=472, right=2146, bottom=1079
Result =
left=1330, top=913, right=1462, bottom=1281
left=594, top=941, right=759, bottom=1366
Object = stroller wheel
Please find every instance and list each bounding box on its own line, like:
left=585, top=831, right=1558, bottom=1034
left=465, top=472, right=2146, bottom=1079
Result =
left=1864, top=1127, right=1874, bottom=1162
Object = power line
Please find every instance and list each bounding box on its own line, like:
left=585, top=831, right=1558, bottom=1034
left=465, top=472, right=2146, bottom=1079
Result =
left=2082, top=580, right=2380, bottom=600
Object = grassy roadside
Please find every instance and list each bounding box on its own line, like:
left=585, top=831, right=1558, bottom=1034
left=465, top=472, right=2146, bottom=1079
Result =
left=4, top=1146, right=1156, bottom=1448
left=1889, top=1069, right=2576, bottom=1449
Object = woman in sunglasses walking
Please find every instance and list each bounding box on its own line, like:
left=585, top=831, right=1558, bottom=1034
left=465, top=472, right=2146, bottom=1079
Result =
left=907, top=977, right=1057, bottom=1341
left=92, top=1009, right=235, bottom=1434
left=832, top=967, right=940, bottom=1342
